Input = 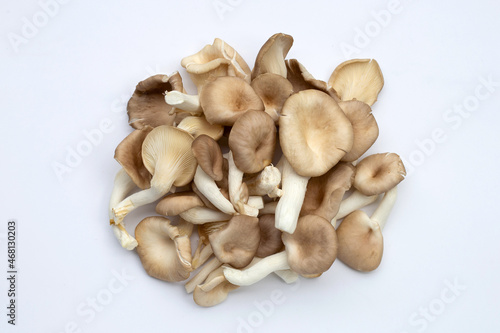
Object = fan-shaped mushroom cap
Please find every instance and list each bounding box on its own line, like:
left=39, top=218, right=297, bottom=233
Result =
left=155, top=191, right=205, bottom=216
left=228, top=110, right=276, bottom=173
left=135, top=216, right=192, bottom=282
left=256, top=215, right=284, bottom=258
left=286, top=59, right=339, bottom=101
left=193, top=267, right=239, bottom=307
left=339, top=100, right=379, bottom=162
left=251, top=73, right=294, bottom=123
left=200, top=76, right=264, bottom=126
left=181, top=38, right=251, bottom=89
left=114, top=126, right=153, bottom=189
left=328, top=59, right=384, bottom=106
left=279, top=89, right=354, bottom=177
left=252, top=33, right=294, bottom=79
left=177, top=116, right=224, bottom=141
left=191, top=135, right=224, bottom=181
left=209, top=215, right=260, bottom=268
left=127, top=73, right=183, bottom=129
left=282, top=215, right=338, bottom=278
left=354, top=153, right=406, bottom=196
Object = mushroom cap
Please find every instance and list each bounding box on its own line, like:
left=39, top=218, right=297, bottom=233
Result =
left=193, top=267, right=239, bottom=307
left=251, top=73, right=294, bottom=123
left=282, top=215, right=338, bottom=278
left=285, top=59, right=339, bottom=101
left=127, top=73, right=182, bottom=129
left=256, top=215, right=284, bottom=258
left=155, top=191, right=205, bottom=216
left=181, top=38, right=251, bottom=89
left=200, top=76, right=264, bottom=126
left=228, top=110, right=276, bottom=173
left=339, top=100, right=379, bottom=162
left=336, top=210, right=383, bottom=272
left=279, top=89, right=354, bottom=177
left=252, top=33, right=294, bottom=80
left=301, top=162, right=355, bottom=221
left=177, top=116, right=224, bottom=141
left=354, top=153, right=406, bottom=196
left=114, top=126, right=153, bottom=189
left=328, top=59, right=384, bottom=106
left=141, top=125, right=197, bottom=188
left=191, top=134, right=224, bottom=181
left=209, top=215, right=260, bottom=268
left=135, top=216, right=192, bottom=282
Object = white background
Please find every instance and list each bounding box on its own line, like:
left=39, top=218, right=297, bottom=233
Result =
left=2, top=0, right=500, bottom=332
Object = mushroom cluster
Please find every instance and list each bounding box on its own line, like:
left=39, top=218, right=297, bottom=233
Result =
left=108, top=33, right=406, bottom=307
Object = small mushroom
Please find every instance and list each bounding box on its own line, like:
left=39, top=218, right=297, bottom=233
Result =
left=176, top=116, right=224, bottom=141
left=199, top=76, right=265, bottom=126
left=252, top=33, right=294, bottom=79
left=193, top=267, right=239, bottom=307
left=354, top=153, right=406, bottom=196
left=127, top=73, right=183, bottom=129
left=328, top=59, right=384, bottom=106
left=135, top=216, right=192, bottom=282
left=256, top=215, right=284, bottom=258
left=155, top=191, right=205, bottom=217
left=337, top=186, right=398, bottom=271
left=250, top=73, right=293, bottom=123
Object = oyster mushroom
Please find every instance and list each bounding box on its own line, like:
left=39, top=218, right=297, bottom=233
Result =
left=252, top=33, right=294, bottom=79
left=354, top=153, right=406, bottom=196
left=193, top=267, right=239, bottom=307
left=245, top=165, right=283, bottom=198
left=155, top=191, right=205, bottom=217
left=256, top=214, right=283, bottom=258
left=250, top=73, right=293, bottom=123
left=285, top=59, right=339, bottom=101
left=176, top=116, right=224, bottom=140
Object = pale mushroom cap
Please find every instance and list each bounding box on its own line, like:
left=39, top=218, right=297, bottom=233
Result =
left=282, top=215, right=338, bottom=278
left=193, top=267, right=239, bottom=307
left=251, top=73, right=294, bottom=123
left=328, top=59, right=384, bottom=106
left=354, top=153, right=406, bottom=196
left=191, top=134, right=224, bottom=181
left=177, top=116, right=224, bottom=141
left=135, top=216, right=192, bottom=282
left=155, top=191, right=205, bottom=216
left=228, top=110, right=276, bottom=173
left=285, top=59, right=339, bottom=101
left=256, top=215, right=284, bottom=258
left=209, top=215, right=260, bottom=268
left=141, top=126, right=197, bottom=188
left=127, top=73, right=182, bottom=129
left=336, top=210, right=383, bottom=272
left=252, top=33, right=294, bottom=80
left=339, top=100, right=379, bottom=162
left=114, top=126, right=153, bottom=190
left=200, top=76, right=264, bottom=126
left=279, top=89, right=354, bottom=177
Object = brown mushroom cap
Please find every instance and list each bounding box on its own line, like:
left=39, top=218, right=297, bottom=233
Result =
left=191, top=134, right=224, bottom=181
left=279, top=89, right=354, bottom=177
left=354, top=153, right=406, bottom=196
left=328, top=59, right=384, bottom=106
left=301, top=162, right=355, bottom=221
left=256, top=215, right=284, bottom=258
left=250, top=73, right=294, bottom=123
left=286, top=59, right=339, bottom=101
left=155, top=191, right=205, bottom=216
left=336, top=210, right=383, bottom=272
left=135, top=216, right=192, bottom=282
left=209, top=215, right=260, bottom=268
left=339, top=100, right=379, bottom=162
left=282, top=215, right=338, bottom=278
left=193, top=267, right=239, bottom=307
left=228, top=110, right=276, bottom=173
left=252, top=33, right=294, bottom=80
left=114, top=126, right=153, bottom=189
left=127, top=73, right=183, bottom=129
left=200, top=76, right=265, bottom=126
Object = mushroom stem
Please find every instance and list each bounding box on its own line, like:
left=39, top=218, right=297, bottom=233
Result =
left=223, top=251, right=290, bottom=286
left=199, top=270, right=226, bottom=292
left=371, top=186, right=398, bottom=230
left=193, top=165, right=236, bottom=214
left=247, top=196, right=264, bottom=210
left=185, top=257, right=222, bottom=293
left=228, top=151, right=259, bottom=216
left=179, top=207, right=231, bottom=224
left=334, top=190, right=379, bottom=220
left=192, top=243, right=214, bottom=269
left=246, top=165, right=283, bottom=198
left=275, top=157, right=310, bottom=233
left=165, top=91, right=202, bottom=114
left=274, top=269, right=299, bottom=284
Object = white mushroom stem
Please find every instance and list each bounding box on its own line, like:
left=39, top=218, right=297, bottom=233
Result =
left=194, top=165, right=236, bottom=214
left=246, top=165, right=283, bottom=198
left=274, top=157, right=310, bottom=233
left=223, top=251, right=290, bottom=286
left=199, top=268, right=226, bottom=292
left=228, top=151, right=259, bottom=216
left=371, top=186, right=398, bottom=230
left=274, top=269, right=299, bottom=284
left=259, top=201, right=278, bottom=216
left=192, top=243, right=214, bottom=269
left=165, top=91, right=202, bottom=115
left=179, top=207, right=231, bottom=224
left=247, top=196, right=264, bottom=210
left=334, top=190, right=379, bottom=220
left=185, top=257, right=222, bottom=293
left=109, top=169, right=138, bottom=250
